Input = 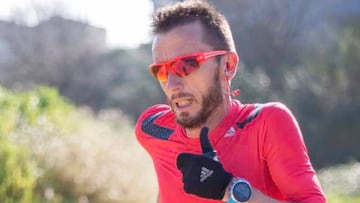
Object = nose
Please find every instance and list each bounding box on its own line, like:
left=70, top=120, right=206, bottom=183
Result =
left=165, top=72, right=183, bottom=92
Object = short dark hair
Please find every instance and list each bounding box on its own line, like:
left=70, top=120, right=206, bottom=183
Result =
left=151, top=0, right=236, bottom=51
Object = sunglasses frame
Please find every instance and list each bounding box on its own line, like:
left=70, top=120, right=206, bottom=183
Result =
left=149, top=50, right=230, bottom=82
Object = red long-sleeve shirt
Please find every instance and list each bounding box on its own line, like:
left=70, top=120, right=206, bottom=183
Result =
left=135, top=100, right=326, bottom=203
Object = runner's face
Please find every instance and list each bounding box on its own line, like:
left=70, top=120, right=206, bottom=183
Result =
left=173, top=68, right=223, bottom=128
left=152, top=22, right=225, bottom=128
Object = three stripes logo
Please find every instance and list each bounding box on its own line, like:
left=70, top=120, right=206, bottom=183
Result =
left=224, top=126, right=236, bottom=137
left=200, top=167, right=214, bottom=182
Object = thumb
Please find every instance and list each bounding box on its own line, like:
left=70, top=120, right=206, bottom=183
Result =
left=200, top=127, right=216, bottom=159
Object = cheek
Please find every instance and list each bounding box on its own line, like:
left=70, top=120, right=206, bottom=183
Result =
left=185, top=77, right=210, bottom=97
left=189, top=69, right=217, bottom=89
left=159, top=83, right=171, bottom=98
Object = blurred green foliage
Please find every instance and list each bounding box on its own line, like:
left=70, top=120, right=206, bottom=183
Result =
left=0, top=86, right=75, bottom=202
left=327, top=193, right=360, bottom=203
left=0, top=86, right=156, bottom=202
left=0, top=139, right=34, bottom=203
left=318, top=161, right=360, bottom=202
left=0, top=86, right=74, bottom=136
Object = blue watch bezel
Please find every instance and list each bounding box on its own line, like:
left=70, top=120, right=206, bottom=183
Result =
left=227, top=178, right=252, bottom=203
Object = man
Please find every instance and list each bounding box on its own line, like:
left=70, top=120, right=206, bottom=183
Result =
left=135, top=0, right=326, bottom=202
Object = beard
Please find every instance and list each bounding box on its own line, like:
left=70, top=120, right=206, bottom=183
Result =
left=173, top=70, right=223, bottom=129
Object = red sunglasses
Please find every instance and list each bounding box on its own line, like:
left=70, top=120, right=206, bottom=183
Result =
left=149, top=50, right=229, bottom=82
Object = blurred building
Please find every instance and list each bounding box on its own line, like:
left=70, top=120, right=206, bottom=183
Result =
left=0, top=16, right=106, bottom=64
left=35, top=16, right=107, bottom=52
left=0, top=20, right=21, bottom=62
left=0, top=16, right=107, bottom=86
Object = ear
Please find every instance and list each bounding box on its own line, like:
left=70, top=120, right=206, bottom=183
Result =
left=224, top=52, right=238, bottom=80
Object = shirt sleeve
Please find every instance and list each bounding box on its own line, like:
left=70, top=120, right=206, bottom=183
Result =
left=262, top=103, right=326, bottom=203
left=135, top=104, right=173, bottom=153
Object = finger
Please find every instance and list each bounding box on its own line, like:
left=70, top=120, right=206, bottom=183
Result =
left=200, top=127, right=216, bottom=159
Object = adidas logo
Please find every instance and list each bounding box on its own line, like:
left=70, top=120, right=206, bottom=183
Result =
left=200, top=167, right=214, bottom=182
left=224, top=126, right=236, bottom=137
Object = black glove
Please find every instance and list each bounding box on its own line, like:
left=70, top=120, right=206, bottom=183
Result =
left=176, top=127, right=233, bottom=200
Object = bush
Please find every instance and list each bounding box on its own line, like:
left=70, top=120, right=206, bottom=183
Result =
left=0, top=85, right=78, bottom=202
left=318, top=162, right=360, bottom=203
left=0, top=138, right=35, bottom=203
left=0, top=86, right=75, bottom=136
left=0, top=86, right=157, bottom=202
left=318, top=162, right=360, bottom=196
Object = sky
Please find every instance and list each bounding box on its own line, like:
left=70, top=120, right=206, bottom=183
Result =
left=0, top=0, right=154, bottom=48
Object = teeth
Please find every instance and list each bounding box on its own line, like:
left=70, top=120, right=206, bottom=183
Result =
left=176, top=99, right=192, bottom=107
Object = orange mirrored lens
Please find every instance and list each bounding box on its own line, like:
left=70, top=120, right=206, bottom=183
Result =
left=149, top=50, right=229, bottom=82
left=150, top=57, right=200, bottom=82
left=172, top=57, right=199, bottom=76
left=157, top=66, right=168, bottom=82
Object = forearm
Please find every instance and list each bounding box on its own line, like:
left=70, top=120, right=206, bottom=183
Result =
left=249, top=189, right=290, bottom=203
left=222, top=185, right=290, bottom=203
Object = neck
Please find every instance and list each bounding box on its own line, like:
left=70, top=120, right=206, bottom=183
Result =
left=185, top=97, right=232, bottom=138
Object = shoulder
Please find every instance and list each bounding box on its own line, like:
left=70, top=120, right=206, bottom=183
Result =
left=263, top=102, right=293, bottom=113
left=261, top=102, right=298, bottom=126
left=259, top=102, right=304, bottom=148
left=235, top=101, right=296, bottom=129
left=246, top=101, right=295, bottom=120
left=135, top=104, right=176, bottom=140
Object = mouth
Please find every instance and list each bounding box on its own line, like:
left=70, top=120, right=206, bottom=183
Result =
left=170, top=96, right=197, bottom=110
left=175, top=98, right=193, bottom=108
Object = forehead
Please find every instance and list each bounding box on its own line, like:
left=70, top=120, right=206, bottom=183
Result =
left=152, top=22, right=214, bottom=63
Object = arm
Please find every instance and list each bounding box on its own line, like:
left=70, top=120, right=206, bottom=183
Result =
left=249, top=189, right=290, bottom=203
left=222, top=183, right=291, bottom=203
left=258, top=103, right=326, bottom=202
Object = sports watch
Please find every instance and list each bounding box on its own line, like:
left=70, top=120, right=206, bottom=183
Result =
left=227, top=178, right=253, bottom=203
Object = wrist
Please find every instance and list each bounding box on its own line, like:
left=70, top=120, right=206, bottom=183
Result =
left=222, top=182, right=231, bottom=202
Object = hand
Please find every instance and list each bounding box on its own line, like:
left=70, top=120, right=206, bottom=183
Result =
left=176, top=127, right=233, bottom=200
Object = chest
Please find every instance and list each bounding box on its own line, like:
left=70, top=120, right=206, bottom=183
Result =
left=148, top=125, right=266, bottom=183
left=144, top=124, right=272, bottom=202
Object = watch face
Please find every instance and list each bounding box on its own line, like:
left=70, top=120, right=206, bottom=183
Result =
left=233, top=182, right=251, bottom=202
